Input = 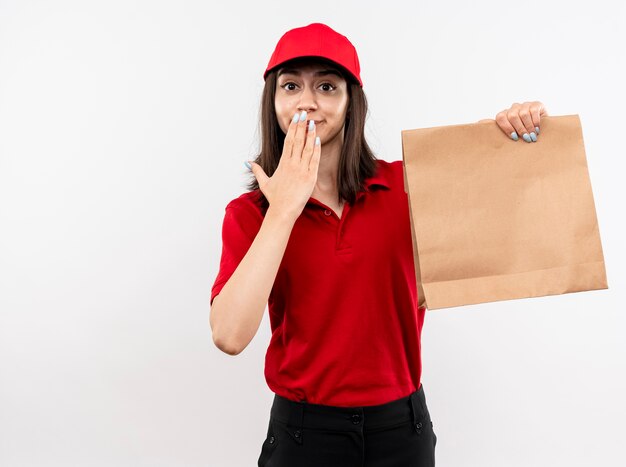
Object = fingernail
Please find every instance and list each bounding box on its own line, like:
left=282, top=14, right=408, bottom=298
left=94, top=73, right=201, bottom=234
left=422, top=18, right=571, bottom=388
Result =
left=292, top=113, right=299, bottom=123
left=510, top=131, right=519, bottom=141
left=535, top=126, right=540, bottom=135
left=299, top=110, right=307, bottom=122
left=308, top=120, right=315, bottom=132
left=530, top=132, right=537, bottom=142
left=315, top=136, right=321, bottom=146
left=522, top=133, right=531, bottom=143
left=244, top=161, right=251, bottom=170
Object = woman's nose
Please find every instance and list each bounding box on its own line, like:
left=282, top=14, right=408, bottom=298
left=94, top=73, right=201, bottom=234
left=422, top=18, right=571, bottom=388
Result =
left=297, top=86, right=317, bottom=108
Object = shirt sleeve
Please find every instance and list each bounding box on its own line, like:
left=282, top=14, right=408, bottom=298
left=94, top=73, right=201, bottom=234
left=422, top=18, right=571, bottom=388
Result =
left=210, top=201, right=263, bottom=306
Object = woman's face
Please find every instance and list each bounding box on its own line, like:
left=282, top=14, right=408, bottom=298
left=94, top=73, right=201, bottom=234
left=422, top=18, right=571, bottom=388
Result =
left=274, top=62, right=349, bottom=146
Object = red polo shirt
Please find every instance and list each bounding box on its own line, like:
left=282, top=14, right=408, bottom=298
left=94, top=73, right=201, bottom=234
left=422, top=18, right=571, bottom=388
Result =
left=211, top=158, right=427, bottom=407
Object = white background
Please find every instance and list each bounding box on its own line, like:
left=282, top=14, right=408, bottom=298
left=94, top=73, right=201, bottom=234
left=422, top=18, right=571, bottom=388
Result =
left=1, top=1, right=624, bottom=466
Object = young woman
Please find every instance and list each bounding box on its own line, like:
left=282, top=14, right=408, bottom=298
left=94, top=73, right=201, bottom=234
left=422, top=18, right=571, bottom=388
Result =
left=209, top=22, right=548, bottom=467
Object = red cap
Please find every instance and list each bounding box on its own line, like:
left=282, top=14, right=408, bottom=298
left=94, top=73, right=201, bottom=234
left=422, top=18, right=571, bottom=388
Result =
left=264, top=23, right=363, bottom=87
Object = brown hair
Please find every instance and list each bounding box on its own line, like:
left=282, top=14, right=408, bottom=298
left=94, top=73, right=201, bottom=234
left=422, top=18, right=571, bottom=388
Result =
left=245, top=56, right=379, bottom=216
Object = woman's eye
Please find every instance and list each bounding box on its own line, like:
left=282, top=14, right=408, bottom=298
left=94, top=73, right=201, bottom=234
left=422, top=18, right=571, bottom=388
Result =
left=281, top=82, right=336, bottom=92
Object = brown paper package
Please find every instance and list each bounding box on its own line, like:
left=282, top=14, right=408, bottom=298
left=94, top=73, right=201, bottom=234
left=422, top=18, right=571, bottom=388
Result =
left=401, top=114, right=608, bottom=310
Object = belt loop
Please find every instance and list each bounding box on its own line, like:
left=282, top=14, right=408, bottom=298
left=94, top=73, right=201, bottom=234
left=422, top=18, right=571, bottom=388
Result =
left=287, top=400, right=305, bottom=445
left=409, top=389, right=423, bottom=434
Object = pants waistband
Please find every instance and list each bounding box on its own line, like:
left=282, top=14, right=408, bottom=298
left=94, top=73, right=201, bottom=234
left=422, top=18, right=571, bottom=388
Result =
left=270, top=384, right=430, bottom=433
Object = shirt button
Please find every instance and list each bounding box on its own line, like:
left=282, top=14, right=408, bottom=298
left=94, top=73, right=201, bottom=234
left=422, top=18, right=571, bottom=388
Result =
left=351, top=414, right=361, bottom=424
left=269, top=436, right=275, bottom=444
left=324, top=209, right=331, bottom=216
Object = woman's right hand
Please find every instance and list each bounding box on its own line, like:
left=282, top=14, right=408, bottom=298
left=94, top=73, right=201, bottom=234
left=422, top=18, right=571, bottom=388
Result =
left=248, top=110, right=321, bottom=221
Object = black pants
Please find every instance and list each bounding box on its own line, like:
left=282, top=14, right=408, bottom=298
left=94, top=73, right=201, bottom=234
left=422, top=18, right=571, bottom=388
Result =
left=257, top=384, right=437, bottom=467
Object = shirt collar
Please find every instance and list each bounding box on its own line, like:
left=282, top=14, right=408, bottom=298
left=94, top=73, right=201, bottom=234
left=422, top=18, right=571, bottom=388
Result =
left=306, top=160, right=392, bottom=209
left=363, top=160, right=391, bottom=192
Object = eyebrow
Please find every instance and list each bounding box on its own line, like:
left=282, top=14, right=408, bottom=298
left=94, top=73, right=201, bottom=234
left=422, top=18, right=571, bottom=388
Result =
left=277, top=68, right=343, bottom=79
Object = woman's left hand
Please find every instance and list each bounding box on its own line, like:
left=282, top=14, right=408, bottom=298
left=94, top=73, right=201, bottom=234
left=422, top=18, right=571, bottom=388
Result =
left=477, top=101, right=549, bottom=143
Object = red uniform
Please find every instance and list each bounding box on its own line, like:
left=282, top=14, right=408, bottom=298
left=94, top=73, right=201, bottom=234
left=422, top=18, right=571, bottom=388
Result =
left=211, top=159, right=427, bottom=407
